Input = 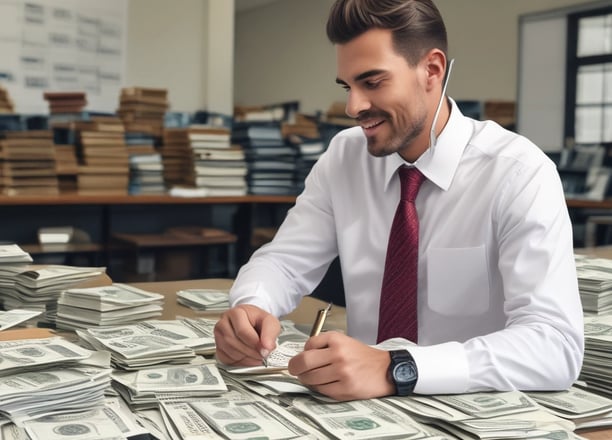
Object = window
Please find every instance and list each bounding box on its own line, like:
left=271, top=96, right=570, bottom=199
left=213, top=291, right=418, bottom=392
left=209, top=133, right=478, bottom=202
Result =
left=565, top=7, right=612, bottom=151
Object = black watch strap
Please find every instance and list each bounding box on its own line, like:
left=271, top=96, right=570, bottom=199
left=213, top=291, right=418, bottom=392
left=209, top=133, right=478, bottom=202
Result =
left=388, top=350, right=418, bottom=396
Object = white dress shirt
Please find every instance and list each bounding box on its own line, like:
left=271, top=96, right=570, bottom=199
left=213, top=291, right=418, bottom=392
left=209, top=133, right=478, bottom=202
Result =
left=230, top=98, right=584, bottom=394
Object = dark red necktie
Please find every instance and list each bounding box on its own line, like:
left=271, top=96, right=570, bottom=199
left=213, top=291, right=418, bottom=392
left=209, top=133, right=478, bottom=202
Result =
left=377, top=166, right=425, bottom=343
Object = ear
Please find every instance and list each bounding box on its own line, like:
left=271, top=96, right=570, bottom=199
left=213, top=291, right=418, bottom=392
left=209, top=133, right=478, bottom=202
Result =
left=423, top=49, right=446, bottom=92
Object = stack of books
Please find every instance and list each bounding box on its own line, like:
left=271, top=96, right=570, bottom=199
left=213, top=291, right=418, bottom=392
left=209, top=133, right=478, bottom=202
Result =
left=0, top=129, right=60, bottom=196
left=117, top=87, right=168, bottom=138
left=574, top=255, right=612, bottom=315
left=54, top=144, right=79, bottom=192
left=232, top=121, right=298, bottom=195
left=324, top=101, right=356, bottom=127
left=56, top=283, right=164, bottom=330
left=123, top=124, right=165, bottom=194
left=0, top=85, right=14, bottom=113
left=43, top=91, right=87, bottom=114
left=186, top=125, right=247, bottom=196
left=74, top=116, right=130, bottom=195
left=161, top=128, right=193, bottom=189
left=283, top=114, right=326, bottom=192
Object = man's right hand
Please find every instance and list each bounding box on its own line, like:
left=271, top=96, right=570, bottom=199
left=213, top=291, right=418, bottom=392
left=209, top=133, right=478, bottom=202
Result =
left=213, top=304, right=281, bottom=366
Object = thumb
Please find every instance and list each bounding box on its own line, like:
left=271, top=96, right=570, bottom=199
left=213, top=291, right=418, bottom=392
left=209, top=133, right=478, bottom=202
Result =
left=257, top=313, right=281, bottom=357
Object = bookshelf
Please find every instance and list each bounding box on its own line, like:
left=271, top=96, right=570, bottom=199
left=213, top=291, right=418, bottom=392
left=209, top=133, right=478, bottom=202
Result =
left=0, top=194, right=296, bottom=281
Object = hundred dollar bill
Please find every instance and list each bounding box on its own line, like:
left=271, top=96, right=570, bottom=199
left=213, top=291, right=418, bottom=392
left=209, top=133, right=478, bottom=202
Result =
left=527, top=385, right=612, bottom=419
left=431, top=390, right=539, bottom=419
left=287, top=394, right=434, bottom=439
left=177, top=288, right=229, bottom=311
left=0, top=337, right=93, bottom=376
left=449, top=407, right=575, bottom=439
left=0, top=244, right=33, bottom=263
left=112, top=360, right=228, bottom=409
left=159, top=390, right=318, bottom=440
left=22, top=397, right=149, bottom=440
left=59, top=283, right=164, bottom=311
left=0, top=309, right=41, bottom=331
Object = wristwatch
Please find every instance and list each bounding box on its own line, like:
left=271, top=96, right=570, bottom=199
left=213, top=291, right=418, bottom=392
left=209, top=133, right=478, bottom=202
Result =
left=388, top=350, right=418, bottom=396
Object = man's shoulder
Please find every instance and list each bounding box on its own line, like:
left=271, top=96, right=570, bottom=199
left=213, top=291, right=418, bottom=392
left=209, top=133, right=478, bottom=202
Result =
left=470, top=119, right=549, bottom=167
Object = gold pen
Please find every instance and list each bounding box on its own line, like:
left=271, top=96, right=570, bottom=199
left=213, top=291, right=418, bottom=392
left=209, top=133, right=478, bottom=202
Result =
left=310, top=302, right=333, bottom=337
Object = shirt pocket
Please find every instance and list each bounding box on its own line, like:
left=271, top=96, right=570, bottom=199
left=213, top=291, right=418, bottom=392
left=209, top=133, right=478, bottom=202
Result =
left=426, top=245, right=490, bottom=316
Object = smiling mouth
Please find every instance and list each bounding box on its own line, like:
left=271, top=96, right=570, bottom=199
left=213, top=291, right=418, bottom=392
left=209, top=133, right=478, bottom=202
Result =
left=361, top=119, right=384, bottom=131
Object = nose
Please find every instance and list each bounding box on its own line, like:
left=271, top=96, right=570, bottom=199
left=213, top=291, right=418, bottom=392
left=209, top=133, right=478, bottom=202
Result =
left=345, top=89, right=371, bottom=119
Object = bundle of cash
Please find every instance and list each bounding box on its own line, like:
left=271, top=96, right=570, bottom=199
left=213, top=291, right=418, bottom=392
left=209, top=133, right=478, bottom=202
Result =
left=177, top=288, right=230, bottom=312
left=76, top=318, right=217, bottom=369
left=56, top=283, right=164, bottom=329
left=112, top=357, right=228, bottom=409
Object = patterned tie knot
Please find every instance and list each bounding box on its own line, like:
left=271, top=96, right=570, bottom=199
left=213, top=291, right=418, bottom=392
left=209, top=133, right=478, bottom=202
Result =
left=399, top=166, right=425, bottom=202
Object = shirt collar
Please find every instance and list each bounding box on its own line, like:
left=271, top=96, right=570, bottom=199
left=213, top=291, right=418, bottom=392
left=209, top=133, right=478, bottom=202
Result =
left=384, top=97, right=473, bottom=192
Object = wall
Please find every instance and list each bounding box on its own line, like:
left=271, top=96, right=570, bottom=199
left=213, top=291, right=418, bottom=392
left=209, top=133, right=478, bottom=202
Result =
left=234, top=0, right=599, bottom=114
left=126, top=0, right=207, bottom=113
left=125, top=0, right=600, bottom=115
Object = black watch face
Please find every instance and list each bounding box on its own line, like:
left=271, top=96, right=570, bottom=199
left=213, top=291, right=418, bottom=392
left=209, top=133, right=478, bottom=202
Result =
left=394, top=361, right=417, bottom=382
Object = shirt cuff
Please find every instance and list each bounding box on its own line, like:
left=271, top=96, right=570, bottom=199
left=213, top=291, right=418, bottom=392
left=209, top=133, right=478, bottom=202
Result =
left=408, top=341, right=469, bottom=394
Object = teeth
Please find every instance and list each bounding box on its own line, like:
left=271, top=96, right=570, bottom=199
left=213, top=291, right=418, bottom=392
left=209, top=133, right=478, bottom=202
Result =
left=364, top=120, right=381, bottom=129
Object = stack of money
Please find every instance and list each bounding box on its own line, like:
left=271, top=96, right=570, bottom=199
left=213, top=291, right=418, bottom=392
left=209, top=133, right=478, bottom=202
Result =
left=0, top=337, right=110, bottom=423
left=177, top=288, right=229, bottom=312
left=0, top=309, right=41, bottom=331
left=0, top=244, right=32, bottom=264
left=527, top=385, right=612, bottom=431
left=1, top=265, right=107, bottom=324
left=574, top=255, right=612, bottom=315
left=157, top=388, right=332, bottom=439
left=76, top=318, right=217, bottom=369
left=17, top=397, right=151, bottom=440
left=56, top=283, right=164, bottom=330
left=0, top=365, right=111, bottom=422
left=111, top=358, right=227, bottom=409
left=579, top=315, right=612, bottom=398
left=0, top=244, right=33, bottom=309
left=384, top=390, right=576, bottom=439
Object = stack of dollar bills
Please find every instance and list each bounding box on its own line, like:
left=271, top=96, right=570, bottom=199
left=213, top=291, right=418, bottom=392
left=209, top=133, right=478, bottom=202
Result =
left=76, top=318, right=217, bottom=369
left=0, top=337, right=110, bottom=424
left=2, top=265, right=106, bottom=324
left=56, top=283, right=164, bottom=330
left=574, top=255, right=612, bottom=315
left=177, top=288, right=230, bottom=312
left=111, top=357, right=228, bottom=409
left=579, top=314, right=612, bottom=399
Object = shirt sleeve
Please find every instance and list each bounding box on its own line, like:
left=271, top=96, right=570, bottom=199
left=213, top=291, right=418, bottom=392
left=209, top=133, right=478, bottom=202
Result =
left=229, top=148, right=339, bottom=317
left=411, top=159, right=584, bottom=394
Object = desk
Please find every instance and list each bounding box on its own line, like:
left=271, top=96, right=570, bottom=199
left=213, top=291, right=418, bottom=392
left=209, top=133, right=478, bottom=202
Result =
left=566, top=198, right=612, bottom=210
left=130, top=278, right=347, bottom=332
left=129, top=278, right=609, bottom=440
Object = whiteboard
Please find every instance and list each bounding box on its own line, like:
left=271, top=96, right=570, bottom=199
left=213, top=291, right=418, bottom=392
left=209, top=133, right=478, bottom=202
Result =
left=0, top=0, right=127, bottom=115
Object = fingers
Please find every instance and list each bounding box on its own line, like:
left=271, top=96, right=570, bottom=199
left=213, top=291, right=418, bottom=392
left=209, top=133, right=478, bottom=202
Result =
left=213, top=304, right=280, bottom=366
left=289, top=332, right=395, bottom=401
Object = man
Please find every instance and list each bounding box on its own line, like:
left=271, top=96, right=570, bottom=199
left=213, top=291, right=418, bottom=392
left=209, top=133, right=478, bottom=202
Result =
left=214, top=0, right=584, bottom=401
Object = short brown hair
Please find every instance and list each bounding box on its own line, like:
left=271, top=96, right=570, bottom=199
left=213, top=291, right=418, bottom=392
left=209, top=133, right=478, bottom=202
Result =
left=326, top=0, right=448, bottom=66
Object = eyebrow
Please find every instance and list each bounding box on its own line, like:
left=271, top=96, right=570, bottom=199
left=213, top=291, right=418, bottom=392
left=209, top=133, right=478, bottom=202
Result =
left=335, top=69, right=387, bottom=86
